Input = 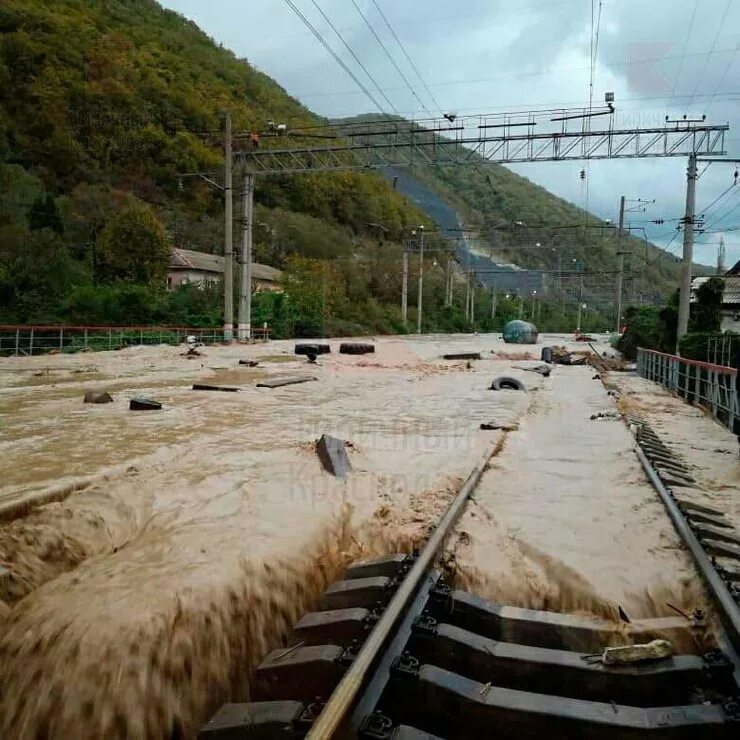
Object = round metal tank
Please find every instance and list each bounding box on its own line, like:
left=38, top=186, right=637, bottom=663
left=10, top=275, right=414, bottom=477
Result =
left=503, top=319, right=539, bottom=344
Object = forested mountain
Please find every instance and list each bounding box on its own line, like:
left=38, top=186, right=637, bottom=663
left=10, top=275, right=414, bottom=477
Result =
left=0, top=0, right=697, bottom=334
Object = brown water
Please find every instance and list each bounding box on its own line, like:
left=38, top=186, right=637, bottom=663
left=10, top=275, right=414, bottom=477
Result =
left=0, top=334, right=707, bottom=737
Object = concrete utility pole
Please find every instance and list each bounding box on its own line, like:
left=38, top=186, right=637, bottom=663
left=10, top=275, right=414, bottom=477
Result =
left=464, top=273, right=471, bottom=320
left=223, top=111, right=234, bottom=342
left=401, top=250, right=408, bottom=325
left=676, top=154, right=698, bottom=350
left=416, top=226, right=425, bottom=333
left=491, top=285, right=497, bottom=320
left=614, top=195, right=626, bottom=333
left=238, top=172, right=255, bottom=340
left=445, top=258, right=452, bottom=306
left=470, top=274, right=476, bottom=324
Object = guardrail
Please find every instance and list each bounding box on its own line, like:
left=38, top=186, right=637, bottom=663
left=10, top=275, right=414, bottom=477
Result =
left=0, top=324, right=270, bottom=356
left=637, top=347, right=739, bottom=433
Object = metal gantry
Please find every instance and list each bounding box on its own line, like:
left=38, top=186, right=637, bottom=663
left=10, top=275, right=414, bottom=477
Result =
left=235, top=109, right=728, bottom=174
left=225, top=107, right=729, bottom=339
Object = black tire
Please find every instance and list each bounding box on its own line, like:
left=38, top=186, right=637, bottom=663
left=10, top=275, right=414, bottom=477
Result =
left=541, top=347, right=553, bottom=363
left=490, top=376, right=525, bottom=391
left=339, top=343, right=375, bottom=355
left=295, top=343, right=330, bottom=355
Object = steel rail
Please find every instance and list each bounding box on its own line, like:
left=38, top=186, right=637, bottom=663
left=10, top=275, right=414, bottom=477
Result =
left=634, top=444, right=740, bottom=681
left=306, top=443, right=498, bottom=738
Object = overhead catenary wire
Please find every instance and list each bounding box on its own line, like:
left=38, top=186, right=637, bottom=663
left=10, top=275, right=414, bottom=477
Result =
left=369, top=0, right=443, bottom=115
left=688, top=0, right=733, bottom=109
left=704, top=191, right=740, bottom=232
left=706, top=43, right=739, bottom=114
left=698, top=181, right=737, bottom=219
left=672, top=0, right=698, bottom=95
left=281, top=0, right=386, bottom=113
left=307, top=0, right=399, bottom=114
left=348, top=0, right=433, bottom=116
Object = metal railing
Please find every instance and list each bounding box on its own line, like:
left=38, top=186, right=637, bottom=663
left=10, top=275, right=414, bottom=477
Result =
left=0, top=324, right=271, bottom=356
left=637, top=347, right=739, bottom=433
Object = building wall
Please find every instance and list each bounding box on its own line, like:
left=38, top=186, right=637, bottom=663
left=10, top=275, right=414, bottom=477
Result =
left=721, top=311, right=740, bottom=334
left=168, top=269, right=220, bottom=289
left=167, top=270, right=282, bottom=292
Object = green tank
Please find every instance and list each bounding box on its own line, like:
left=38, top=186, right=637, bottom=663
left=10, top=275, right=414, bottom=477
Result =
left=503, top=319, right=539, bottom=344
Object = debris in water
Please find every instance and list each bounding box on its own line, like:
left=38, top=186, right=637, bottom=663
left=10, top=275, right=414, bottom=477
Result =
left=316, top=434, right=352, bottom=479
left=339, top=342, right=375, bottom=355
left=514, top=364, right=551, bottom=377
left=295, top=343, right=330, bottom=355
left=490, top=376, right=525, bottom=391
left=442, top=352, right=481, bottom=360
left=239, top=360, right=259, bottom=367
left=129, top=397, right=162, bottom=411
left=192, top=384, right=239, bottom=392
left=590, top=410, right=618, bottom=420
left=480, top=422, right=518, bottom=431
left=599, top=639, right=674, bottom=665
left=256, top=375, right=317, bottom=388
left=83, top=391, right=113, bottom=404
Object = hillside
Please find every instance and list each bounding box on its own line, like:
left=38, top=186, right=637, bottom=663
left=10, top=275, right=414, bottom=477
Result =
left=0, top=0, right=438, bottom=334
left=339, top=114, right=711, bottom=304
left=0, top=0, right=692, bottom=336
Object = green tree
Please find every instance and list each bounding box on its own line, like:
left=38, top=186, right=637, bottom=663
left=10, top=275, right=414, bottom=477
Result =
left=690, top=277, right=724, bottom=333
left=97, top=202, right=170, bottom=285
left=27, top=193, right=63, bottom=234
left=0, top=226, right=82, bottom=322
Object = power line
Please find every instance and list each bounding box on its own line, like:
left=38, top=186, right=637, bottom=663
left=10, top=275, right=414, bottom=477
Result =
left=290, top=48, right=739, bottom=99
left=704, top=190, right=740, bottom=232
left=348, top=0, right=433, bottom=116
left=369, top=0, right=443, bottom=115
left=697, top=181, right=737, bottom=219
left=706, top=44, right=739, bottom=114
left=281, top=0, right=386, bottom=112
left=672, top=0, right=698, bottom=95
left=307, top=0, right=399, bottom=114
left=688, top=0, right=732, bottom=108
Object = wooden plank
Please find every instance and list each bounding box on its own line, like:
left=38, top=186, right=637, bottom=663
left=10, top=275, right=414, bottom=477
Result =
left=256, top=375, right=317, bottom=388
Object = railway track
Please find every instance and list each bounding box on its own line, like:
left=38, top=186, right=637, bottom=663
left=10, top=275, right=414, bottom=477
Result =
left=199, top=402, right=740, bottom=739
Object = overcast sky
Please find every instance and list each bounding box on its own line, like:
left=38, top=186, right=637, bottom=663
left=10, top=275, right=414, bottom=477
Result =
left=161, top=0, right=740, bottom=267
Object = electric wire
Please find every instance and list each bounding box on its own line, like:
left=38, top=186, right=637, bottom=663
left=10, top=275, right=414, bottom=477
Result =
left=698, top=181, right=737, bottom=219
left=672, top=0, right=698, bottom=95
left=348, top=0, right=433, bottom=116
left=281, top=0, right=386, bottom=112
left=688, top=0, right=732, bottom=108
left=369, top=0, right=443, bottom=115
left=704, top=191, right=740, bottom=232
left=307, top=0, right=399, bottom=114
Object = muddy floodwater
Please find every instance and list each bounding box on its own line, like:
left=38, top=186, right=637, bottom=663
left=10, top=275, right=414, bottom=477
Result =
left=0, top=333, right=715, bottom=736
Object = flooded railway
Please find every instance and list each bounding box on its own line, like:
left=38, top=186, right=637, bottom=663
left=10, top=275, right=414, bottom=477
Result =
left=0, top=333, right=738, bottom=737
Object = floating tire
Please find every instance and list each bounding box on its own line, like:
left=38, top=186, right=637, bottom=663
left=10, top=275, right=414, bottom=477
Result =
left=295, top=343, right=330, bottom=355
left=339, top=343, right=375, bottom=355
left=540, top=347, right=553, bottom=363
left=490, top=376, right=525, bottom=391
